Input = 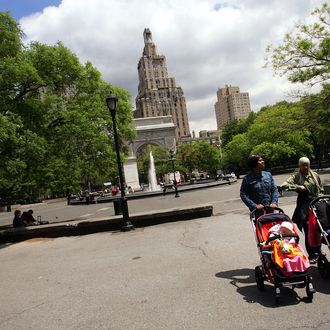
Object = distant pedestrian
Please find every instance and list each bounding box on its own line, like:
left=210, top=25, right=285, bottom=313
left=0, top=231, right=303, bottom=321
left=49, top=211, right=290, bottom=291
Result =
left=67, top=193, right=72, bottom=205
left=85, top=190, right=90, bottom=205
left=240, top=155, right=279, bottom=219
left=281, top=157, right=323, bottom=263
left=13, top=210, right=25, bottom=228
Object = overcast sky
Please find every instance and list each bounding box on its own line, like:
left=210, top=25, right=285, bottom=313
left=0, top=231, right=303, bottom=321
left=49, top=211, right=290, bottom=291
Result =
left=1, top=0, right=324, bottom=133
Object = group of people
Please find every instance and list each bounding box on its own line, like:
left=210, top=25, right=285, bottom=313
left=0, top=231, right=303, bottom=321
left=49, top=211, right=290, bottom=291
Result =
left=12, top=209, right=37, bottom=228
left=240, top=155, right=323, bottom=264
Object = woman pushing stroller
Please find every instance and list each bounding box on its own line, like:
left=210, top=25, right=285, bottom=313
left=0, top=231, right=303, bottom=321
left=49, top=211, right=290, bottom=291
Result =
left=241, top=155, right=315, bottom=301
left=240, top=155, right=279, bottom=218
left=281, top=157, right=324, bottom=264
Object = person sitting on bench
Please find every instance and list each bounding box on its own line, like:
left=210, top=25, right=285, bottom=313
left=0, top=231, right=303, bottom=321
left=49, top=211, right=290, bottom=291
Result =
left=21, top=209, right=37, bottom=225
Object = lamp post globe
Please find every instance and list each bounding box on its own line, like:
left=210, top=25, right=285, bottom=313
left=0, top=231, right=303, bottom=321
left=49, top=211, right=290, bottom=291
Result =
left=106, top=93, right=134, bottom=231
left=106, top=94, right=117, bottom=117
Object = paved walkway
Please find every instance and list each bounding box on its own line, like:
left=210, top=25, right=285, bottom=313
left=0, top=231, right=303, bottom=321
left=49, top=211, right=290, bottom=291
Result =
left=0, top=203, right=329, bottom=329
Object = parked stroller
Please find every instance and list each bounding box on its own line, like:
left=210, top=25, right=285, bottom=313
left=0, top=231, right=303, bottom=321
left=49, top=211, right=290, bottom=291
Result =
left=250, top=206, right=315, bottom=303
left=310, top=195, right=330, bottom=279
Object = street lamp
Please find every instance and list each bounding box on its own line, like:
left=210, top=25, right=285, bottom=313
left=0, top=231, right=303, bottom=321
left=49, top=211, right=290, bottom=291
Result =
left=106, top=94, right=134, bottom=232
left=169, top=149, right=180, bottom=198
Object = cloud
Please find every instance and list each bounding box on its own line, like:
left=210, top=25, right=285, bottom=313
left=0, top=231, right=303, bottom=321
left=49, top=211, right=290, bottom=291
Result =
left=19, top=0, right=324, bottom=133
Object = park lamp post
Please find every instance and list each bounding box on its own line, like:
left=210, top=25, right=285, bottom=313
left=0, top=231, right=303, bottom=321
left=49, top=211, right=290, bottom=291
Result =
left=106, top=94, right=134, bottom=232
left=169, top=149, right=180, bottom=198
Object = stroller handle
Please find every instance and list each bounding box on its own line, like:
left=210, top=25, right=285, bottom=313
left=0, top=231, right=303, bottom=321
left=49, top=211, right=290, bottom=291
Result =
left=250, top=206, right=285, bottom=219
left=310, top=195, right=330, bottom=207
left=265, top=233, right=300, bottom=245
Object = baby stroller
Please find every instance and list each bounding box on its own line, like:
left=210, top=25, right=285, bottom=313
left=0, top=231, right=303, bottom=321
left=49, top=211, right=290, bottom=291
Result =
left=310, top=195, right=330, bottom=279
left=250, top=206, right=315, bottom=303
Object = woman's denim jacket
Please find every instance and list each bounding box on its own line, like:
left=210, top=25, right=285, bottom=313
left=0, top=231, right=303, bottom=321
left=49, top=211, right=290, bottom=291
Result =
left=240, top=171, right=279, bottom=211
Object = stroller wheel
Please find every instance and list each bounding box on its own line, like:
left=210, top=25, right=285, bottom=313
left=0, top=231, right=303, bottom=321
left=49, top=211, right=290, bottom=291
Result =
left=255, top=266, right=265, bottom=291
left=306, top=280, right=315, bottom=302
left=317, top=254, right=329, bottom=279
left=275, top=286, right=281, bottom=305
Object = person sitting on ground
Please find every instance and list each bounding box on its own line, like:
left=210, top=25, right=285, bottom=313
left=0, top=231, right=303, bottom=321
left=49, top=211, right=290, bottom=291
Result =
left=21, top=209, right=37, bottom=226
left=13, top=210, right=26, bottom=228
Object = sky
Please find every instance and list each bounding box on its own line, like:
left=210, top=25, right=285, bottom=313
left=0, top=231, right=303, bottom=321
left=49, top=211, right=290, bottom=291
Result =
left=0, top=0, right=324, bottom=133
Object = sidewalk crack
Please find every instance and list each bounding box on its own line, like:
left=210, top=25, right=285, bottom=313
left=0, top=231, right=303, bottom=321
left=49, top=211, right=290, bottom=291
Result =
left=179, top=224, right=208, bottom=258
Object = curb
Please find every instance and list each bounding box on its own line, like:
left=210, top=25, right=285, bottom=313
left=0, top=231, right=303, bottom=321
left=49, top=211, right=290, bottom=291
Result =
left=70, top=179, right=236, bottom=205
left=0, top=205, right=213, bottom=243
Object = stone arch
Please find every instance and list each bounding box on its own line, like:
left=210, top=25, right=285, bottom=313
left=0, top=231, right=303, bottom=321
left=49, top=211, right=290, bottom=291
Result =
left=129, top=116, right=176, bottom=157
left=123, top=116, right=177, bottom=190
left=135, top=141, right=163, bottom=158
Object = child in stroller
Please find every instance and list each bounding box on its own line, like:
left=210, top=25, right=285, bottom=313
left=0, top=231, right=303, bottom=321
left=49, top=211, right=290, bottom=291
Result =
left=251, top=206, right=315, bottom=303
left=268, top=221, right=310, bottom=274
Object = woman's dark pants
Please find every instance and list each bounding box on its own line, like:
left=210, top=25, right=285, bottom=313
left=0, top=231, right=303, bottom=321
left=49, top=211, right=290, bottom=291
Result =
left=302, top=221, right=320, bottom=260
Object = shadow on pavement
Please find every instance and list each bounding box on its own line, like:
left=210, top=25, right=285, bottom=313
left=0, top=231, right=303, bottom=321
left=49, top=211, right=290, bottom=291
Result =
left=309, top=265, right=330, bottom=295
left=0, top=242, right=14, bottom=250
left=215, top=268, right=307, bottom=307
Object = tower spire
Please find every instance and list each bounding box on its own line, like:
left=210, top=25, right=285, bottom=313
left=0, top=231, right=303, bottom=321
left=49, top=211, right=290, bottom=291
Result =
left=143, top=28, right=153, bottom=44
left=143, top=28, right=157, bottom=56
left=136, top=29, right=190, bottom=139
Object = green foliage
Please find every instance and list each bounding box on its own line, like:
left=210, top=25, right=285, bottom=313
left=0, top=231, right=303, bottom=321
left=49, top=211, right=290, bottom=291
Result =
left=136, top=141, right=221, bottom=184
left=0, top=12, right=135, bottom=202
left=221, top=112, right=257, bottom=146
left=266, top=2, right=330, bottom=85
left=223, top=133, right=251, bottom=173
left=0, top=115, right=47, bottom=202
left=177, top=141, right=221, bottom=174
left=0, top=12, right=22, bottom=58
left=299, top=83, right=330, bottom=165
left=222, top=101, right=315, bottom=173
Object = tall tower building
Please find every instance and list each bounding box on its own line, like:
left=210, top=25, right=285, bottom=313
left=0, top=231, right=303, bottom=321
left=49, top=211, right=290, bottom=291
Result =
left=214, top=85, right=251, bottom=129
left=135, top=28, right=190, bottom=140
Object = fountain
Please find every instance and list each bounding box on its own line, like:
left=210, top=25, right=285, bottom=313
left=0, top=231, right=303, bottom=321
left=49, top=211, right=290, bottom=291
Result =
left=148, top=151, right=160, bottom=191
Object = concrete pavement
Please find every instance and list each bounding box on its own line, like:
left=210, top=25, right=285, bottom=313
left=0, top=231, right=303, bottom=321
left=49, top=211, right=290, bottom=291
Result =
left=0, top=203, right=329, bottom=330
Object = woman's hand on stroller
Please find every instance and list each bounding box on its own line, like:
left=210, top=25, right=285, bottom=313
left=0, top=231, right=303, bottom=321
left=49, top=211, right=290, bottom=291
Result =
left=296, top=185, right=306, bottom=192
left=269, top=203, right=277, bottom=208
left=256, top=204, right=264, bottom=210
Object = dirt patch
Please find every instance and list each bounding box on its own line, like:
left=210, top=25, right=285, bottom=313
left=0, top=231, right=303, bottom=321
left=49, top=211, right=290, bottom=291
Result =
left=25, top=237, right=56, bottom=244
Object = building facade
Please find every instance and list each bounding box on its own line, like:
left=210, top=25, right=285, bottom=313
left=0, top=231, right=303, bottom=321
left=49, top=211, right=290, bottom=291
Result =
left=180, top=129, right=221, bottom=146
left=135, top=28, right=190, bottom=140
left=214, top=85, right=251, bottom=129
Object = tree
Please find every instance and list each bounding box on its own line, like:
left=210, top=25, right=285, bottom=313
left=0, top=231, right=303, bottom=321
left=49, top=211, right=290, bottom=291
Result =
left=0, top=115, right=47, bottom=203
left=222, top=101, right=314, bottom=173
left=0, top=11, right=22, bottom=58
left=0, top=12, right=136, bottom=202
left=299, top=83, right=330, bottom=166
left=223, top=133, right=251, bottom=174
left=266, top=2, right=330, bottom=85
left=221, top=112, right=257, bottom=146
left=247, top=101, right=313, bottom=166
left=177, top=141, right=221, bottom=175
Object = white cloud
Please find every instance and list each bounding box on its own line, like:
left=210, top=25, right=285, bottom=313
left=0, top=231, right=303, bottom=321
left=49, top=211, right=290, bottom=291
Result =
left=19, top=0, right=324, bottom=133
